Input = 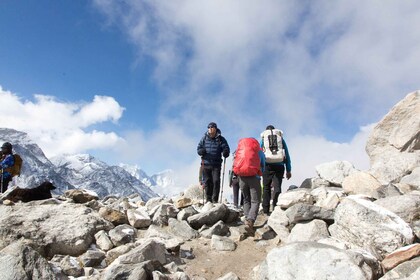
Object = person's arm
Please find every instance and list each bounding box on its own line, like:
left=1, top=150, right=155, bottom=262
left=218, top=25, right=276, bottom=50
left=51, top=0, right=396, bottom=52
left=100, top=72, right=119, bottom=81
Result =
left=258, top=150, right=266, bottom=173
left=282, top=139, right=292, bottom=179
left=0, top=154, right=14, bottom=169
left=197, top=136, right=206, bottom=156
left=221, top=137, right=230, bottom=158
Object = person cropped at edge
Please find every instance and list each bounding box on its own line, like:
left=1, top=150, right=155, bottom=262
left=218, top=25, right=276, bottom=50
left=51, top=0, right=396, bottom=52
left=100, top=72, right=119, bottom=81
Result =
left=197, top=122, right=230, bottom=203
left=260, top=125, right=292, bottom=215
left=0, top=142, right=15, bottom=193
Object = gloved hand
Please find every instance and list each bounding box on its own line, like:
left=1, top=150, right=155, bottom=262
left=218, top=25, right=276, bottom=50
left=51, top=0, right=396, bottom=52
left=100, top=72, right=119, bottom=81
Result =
left=223, top=150, right=229, bottom=158
left=198, top=149, right=206, bottom=156
left=286, top=172, right=292, bottom=180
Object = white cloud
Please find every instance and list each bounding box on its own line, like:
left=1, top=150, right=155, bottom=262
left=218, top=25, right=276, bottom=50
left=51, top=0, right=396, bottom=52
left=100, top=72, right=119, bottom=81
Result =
left=0, top=86, right=125, bottom=156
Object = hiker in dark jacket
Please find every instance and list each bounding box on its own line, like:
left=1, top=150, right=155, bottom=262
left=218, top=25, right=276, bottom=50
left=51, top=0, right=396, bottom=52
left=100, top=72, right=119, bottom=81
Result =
left=0, top=142, right=15, bottom=193
left=197, top=122, right=230, bottom=203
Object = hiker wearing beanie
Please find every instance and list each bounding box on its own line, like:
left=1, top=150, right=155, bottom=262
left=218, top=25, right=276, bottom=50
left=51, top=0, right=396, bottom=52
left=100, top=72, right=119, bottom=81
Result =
left=0, top=142, right=15, bottom=193
left=197, top=122, right=230, bottom=203
left=260, top=125, right=292, bottom=215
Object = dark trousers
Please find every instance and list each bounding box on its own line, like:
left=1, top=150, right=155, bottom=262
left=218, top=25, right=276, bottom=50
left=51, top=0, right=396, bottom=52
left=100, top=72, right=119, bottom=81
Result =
left=1, top=176, right=11, bottom=193
left=231, top=177, right=244, bottom=207
left=262, top=164, right=285, bottom=213
left=203, top=166, right=221, bottom=203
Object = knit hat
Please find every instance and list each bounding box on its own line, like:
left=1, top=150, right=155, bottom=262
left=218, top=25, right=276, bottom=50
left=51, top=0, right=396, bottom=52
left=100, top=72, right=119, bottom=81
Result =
left=208, top=122, right=217, bottom=129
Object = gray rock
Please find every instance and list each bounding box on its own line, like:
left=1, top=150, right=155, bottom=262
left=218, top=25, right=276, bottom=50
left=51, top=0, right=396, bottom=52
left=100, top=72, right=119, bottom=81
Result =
left=400, top=167, right=420, bottom=189
left=229, top=226, right=248, bottom=242
left=127, top=208, right=151, bottom=229
left=285, top=203, right=335, bottom=224
left=64, top=189, right=98, bottom=203
left=267, top=206, right=289, bottom=235
left=167, top=218, right=199, bottom=241
left=78, top=249, right=106, bottom=267
left=152, top=203, right=178, bottom=227
left=380, top=256, right=420, bottom=280
left=366, top=91, right=420, bottom=184
left=95, top=230, right=114, bottom=251
left=182, top=184, right=205, bottom=202
left=200, top=220, right=230, bottom=239
left=102, top=263, right=148, bottom=280
left=50, top=254, right=83, bottom=277
left=342, top=171, right=382, bottom=198
left=0, top=241, right=57, bottom=280
left=0, top=202, right=112, bottom=258
left=117, top=239, right=167, bottom=265
left=329, top=196, right=415, bottom=258
left=169, top=271, right=191, bottom=280
left=255, top=242, right=371, bottom=280
left=315, top=161, right=358, bottom=186
left=109, top=224, right=137, bottom=246
left=177, top=206, right=198, bottom=221
left=276, top=189, right=313, bottom=209
left=187, top=203, right=229, bottom=230
left=145, top=197, right=166, bottom=212
left=287, top=219, right=330, bottom=243
left=255, top=225, right=277, bottom=240
left=99, top=206, right=128, bottom=226
left=374, top=194, right=420, bottom=223
left=300, top=177, right=330, bottom=189
left=376, top=183, right=404, bottom=198
left=105, top=243, right=136, bottom=265
left=211, top=235, right=236, bottom=251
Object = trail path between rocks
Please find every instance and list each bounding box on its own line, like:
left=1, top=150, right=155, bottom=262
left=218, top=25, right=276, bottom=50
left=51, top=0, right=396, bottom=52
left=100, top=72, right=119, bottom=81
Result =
left=182, top=214, right=277, bottom=280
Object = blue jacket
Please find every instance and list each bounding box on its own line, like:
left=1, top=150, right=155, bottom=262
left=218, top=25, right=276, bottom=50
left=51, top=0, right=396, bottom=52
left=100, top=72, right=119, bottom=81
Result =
left=260, top=138, right=292, bottom=172
left=197, top=129, right=230, bottom=167
left=0, top=154, right=15, bottom=179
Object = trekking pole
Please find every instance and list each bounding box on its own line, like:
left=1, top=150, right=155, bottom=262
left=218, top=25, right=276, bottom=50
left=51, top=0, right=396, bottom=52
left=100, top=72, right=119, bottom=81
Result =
left=200, top=160, right=205, bottom=204
left=219, top=157, right=226, bottom=203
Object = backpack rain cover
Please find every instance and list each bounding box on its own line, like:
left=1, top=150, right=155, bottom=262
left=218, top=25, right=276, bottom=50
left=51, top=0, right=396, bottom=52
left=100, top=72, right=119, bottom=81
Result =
left=233, top=138, right=262, bottom=176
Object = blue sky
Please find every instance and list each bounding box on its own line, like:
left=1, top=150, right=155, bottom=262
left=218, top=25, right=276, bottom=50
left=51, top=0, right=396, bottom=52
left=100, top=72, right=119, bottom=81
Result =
left=1, top=1, right=419, bottom=194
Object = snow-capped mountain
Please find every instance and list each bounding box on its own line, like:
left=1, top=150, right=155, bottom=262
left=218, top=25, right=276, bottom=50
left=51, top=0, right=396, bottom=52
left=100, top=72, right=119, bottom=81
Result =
left=0, top=128, right=158, bottom=200
left=119, top=164, right=176, bottom=196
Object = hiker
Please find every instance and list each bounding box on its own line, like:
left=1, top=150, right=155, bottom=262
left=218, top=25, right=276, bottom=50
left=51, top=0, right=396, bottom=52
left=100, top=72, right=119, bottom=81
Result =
left=233, top=138, right=265, bottom=235
left=0, top=142, right=15, bottom=193
left=260, top=125, right=292, bottom=215
left=197, top=122, right=230, bottom=203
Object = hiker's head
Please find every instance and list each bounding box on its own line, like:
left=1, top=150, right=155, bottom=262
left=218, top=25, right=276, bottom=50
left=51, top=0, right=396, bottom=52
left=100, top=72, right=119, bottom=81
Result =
left=1, top=142, right=12, bottom=154
left=266, top=125, right=275, bottom=130
left=208, top=122, right=218, bottom=137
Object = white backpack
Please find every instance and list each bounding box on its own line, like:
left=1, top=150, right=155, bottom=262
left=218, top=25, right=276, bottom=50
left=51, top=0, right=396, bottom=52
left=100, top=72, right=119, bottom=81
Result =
left=261, top=128, right=285, bottom=163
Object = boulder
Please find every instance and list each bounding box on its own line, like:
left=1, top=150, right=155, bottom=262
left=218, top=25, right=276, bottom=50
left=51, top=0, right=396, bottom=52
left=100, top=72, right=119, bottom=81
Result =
left=329, top=196, right=414, bottom=258
left=94, top=230, right=114, bottom=251
left=300, top=177, right=330, bottom=189
left=285, top=203, right=335, bottom=224
left=311, top=187, right=344, bottom=209
left=380, top=256, right=420, bottom=280
left=0, top=202, right=112, bottom=258
left=64, top=189, right=98, bottom=203
left=216, top=272, right=240, bottom=280
left=50, top=254, right=83, bottom=277
left=127, top=208, right=151, bottom=229
left=0, top=241, right=56, bottom=280
left=267, top=206, right=289, bottom=235
left=200, top=220, right=230, bottom=239
left=108, top=224, right=137, bottom=246
left=287, top=219, right=330, bottom=243
left=167, top=218, right=199, bottom=241
left=315, top=160, right=358, bottom=186
left=400, top=167, right=420, bottom=190
left=255, top=242, right=371, bottom=280
left=342, top=171, right=382, bottom=198
left=374, top=194, right=420, bottom=223
left=366, top=91, right=420, bottom=184
left=177, top=206, right=198, bottom=221
left=174, top=197, right=193, bottom=209
left=187, top=203, right=229, bottom=229
left=116, top=239, right=167, bottom=265
left=78, top=249, right=106, bottom=267
left=382, top=243, right=420, bottom=272
left=99, top=206, right=128, bottom=226
left=276, top=189, right=313, bottom=208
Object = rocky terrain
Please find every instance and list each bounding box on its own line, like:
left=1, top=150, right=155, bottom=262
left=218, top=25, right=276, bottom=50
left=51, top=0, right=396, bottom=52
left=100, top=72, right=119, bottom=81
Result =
left=0, top=90, right=419, bottom=280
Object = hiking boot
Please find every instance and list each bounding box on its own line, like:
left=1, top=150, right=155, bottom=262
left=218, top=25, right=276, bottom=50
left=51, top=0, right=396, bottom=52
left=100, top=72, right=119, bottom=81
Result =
left=244, top=219, right=255, bottom=237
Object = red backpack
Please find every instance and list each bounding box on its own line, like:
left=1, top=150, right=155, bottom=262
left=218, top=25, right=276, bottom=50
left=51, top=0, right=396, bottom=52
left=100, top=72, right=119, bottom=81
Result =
left=233, top=138, right=262, bottom=177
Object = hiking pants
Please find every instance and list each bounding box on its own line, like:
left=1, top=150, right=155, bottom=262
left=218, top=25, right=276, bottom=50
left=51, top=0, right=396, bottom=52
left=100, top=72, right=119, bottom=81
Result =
left=231, top=176, right=244, bottom=208
left=203, top=166, right=221, bottom=203
left=262, top=164, right=285, bottom=213
left=239, top=176, right=261, bottom=222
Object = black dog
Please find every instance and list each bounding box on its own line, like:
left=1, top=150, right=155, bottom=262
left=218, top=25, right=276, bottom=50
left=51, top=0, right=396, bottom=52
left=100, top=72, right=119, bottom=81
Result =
left=5, top=181, right=56, bottom=203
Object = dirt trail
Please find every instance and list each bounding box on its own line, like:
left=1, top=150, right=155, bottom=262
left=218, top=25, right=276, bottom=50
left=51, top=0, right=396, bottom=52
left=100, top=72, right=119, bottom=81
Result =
left=181, top=214, right=278, bottom=280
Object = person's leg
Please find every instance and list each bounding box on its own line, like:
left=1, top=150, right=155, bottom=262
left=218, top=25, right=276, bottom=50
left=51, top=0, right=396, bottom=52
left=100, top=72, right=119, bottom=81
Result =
left=211, top=167, right=221, bottom=203
left=271, top=165, right=285, bottom=208
left=1, top=176, right=11, bottom=193
left=262, top=165, right=274, bottom=214
left=239, top=176, right=251, bottom=218
left=203, top=167, right=213, bottom=202
left=245, top=176, right=262, bottom=222
left=232, top=177, right=240, bottom=207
